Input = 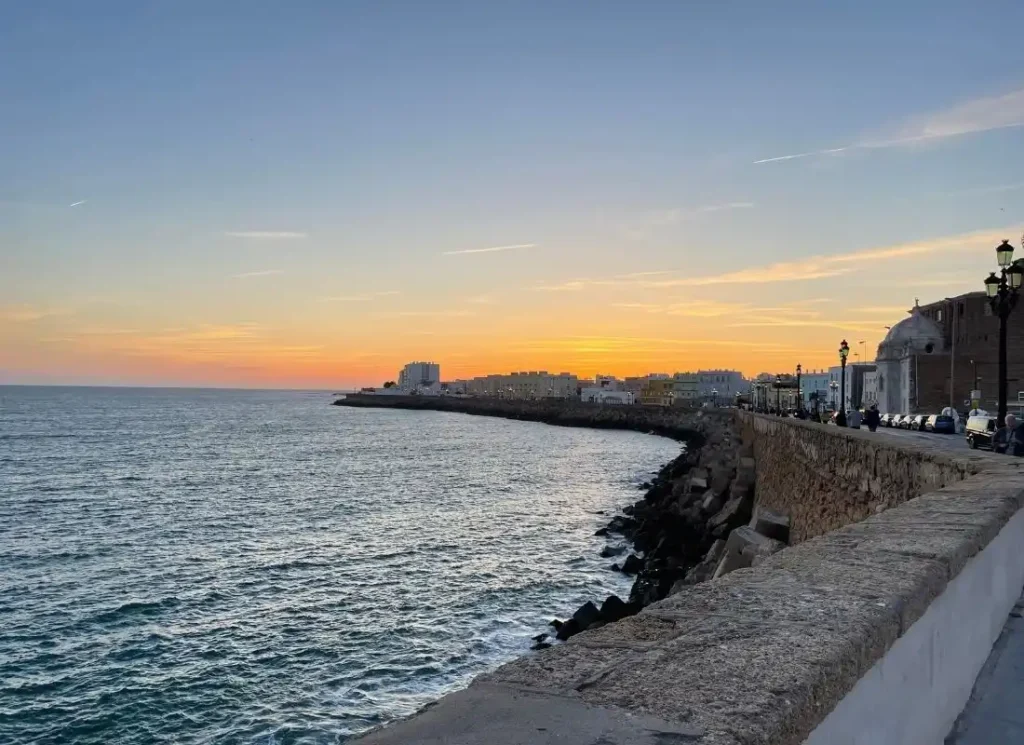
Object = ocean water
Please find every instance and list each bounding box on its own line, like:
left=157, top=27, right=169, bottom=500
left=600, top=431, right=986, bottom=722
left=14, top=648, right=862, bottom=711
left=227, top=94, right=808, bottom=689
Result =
left=0, top=387, right=680, bottom=744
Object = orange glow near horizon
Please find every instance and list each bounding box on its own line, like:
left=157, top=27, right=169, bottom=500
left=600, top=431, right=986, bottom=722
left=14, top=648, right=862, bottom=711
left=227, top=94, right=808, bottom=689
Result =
left=2, top=226, right=1015, bottom=389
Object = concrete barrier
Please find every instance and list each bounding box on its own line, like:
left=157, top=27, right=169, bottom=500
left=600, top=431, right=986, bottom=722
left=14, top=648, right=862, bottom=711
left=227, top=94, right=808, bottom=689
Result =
left=352, top=411, right=1024, bottom=745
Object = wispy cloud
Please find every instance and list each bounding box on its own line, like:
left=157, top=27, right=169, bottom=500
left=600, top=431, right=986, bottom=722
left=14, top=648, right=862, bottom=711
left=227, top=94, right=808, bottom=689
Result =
left=754, top=87, right=1024, bottom=164
left=645, top=226, right=1016, bottom=287
left=224, top=231, right=308, bottom=239
left=442, top=243, right=536, bottom=256
left=0, top=305, right=68, bottom=323
left=320, top=290, right=401, bottom=301
left=372, top=310, right=474, bottom=318
left=465, top=294, right=496, bottom=304
left=68, top=200, right=87, bottom=208
left=232, top=269, right=284, bottom=278
left=527, top=227, right=1016, bottom=293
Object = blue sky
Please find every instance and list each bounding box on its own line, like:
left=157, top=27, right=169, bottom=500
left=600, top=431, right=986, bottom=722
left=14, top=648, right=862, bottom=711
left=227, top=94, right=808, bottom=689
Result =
left=3, top=1, right=1024, bottom=386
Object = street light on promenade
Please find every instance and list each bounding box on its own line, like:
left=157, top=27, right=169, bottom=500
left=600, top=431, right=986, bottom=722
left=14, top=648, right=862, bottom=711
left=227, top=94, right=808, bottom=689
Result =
left=829, top=379, right=838, bottom=413
left=795, top=364, right=803, bottom=414
left=775, top=375, right=782, bottom=413
left=837, top=340, right=850, bottom=426
left=711, top=388, right=718, bottom=407
left=984, top=239, right=1024, bottom=426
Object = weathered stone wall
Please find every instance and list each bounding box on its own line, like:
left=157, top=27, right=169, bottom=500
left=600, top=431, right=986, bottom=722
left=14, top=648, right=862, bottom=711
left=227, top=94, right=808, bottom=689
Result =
left=738, top=412, right=982, bottom=543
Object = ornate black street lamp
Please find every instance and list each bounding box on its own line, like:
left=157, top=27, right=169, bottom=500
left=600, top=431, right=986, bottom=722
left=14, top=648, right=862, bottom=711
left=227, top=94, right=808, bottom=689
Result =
left=711, top=387, right=718, bottom=407
left=984, top=239, right=1024, bottom=426
left=837, top=340, right=850, bottom=426
left=775, top=374, right=782, bottom=413
left=795, top=363, right=803, bottom=414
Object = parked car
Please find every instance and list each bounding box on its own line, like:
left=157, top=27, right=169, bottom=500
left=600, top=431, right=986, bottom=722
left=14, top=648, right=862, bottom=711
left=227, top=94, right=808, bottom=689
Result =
left=910, top=414, right=928, bottom=431
left=896, top=414, right=912, bottom=429
left=965, top=415, right=998, bottom=449
left=925, top=414, right=956, bottom=434
left=880, top=413, right=896, bottom=427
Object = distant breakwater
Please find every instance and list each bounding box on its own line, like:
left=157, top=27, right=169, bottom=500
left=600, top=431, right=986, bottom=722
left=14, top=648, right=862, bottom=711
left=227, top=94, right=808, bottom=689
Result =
left=333, top=394, right=705, bottom=444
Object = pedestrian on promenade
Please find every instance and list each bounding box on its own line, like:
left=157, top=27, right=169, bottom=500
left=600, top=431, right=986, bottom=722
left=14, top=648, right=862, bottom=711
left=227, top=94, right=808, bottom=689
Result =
left=994, top=414, right=1023, bottom=456
left=864, top=405, right=880, bottom=432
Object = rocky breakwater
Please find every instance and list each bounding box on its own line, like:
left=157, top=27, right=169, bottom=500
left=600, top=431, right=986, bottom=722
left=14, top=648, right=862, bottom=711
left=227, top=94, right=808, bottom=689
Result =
left=333, top=394, right=704, bottom=440
left=551, top=409, right=795, bottom=642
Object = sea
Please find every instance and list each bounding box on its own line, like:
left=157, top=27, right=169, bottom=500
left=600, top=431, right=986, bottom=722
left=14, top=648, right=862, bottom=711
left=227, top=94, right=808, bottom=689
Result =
left=0, top=386, right=680, bottom=744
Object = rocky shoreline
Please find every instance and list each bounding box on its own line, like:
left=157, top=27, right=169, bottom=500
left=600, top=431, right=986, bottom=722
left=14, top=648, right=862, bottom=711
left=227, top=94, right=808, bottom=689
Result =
left=333, top=395, right=791, bottom=647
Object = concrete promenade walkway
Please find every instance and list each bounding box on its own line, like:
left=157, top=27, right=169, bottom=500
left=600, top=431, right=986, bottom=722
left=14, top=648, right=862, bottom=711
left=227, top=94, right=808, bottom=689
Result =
left=947, top=587, right=1024, bottom=744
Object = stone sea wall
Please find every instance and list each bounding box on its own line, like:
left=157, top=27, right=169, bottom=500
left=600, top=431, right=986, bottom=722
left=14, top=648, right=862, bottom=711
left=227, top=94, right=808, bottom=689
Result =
left=739, top=412, right=982, bottom=543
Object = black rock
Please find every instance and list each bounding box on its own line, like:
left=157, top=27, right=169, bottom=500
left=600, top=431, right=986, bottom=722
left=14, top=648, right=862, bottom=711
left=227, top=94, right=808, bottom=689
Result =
left=639, top=481, right=653, bottom=490
left=531, top=641, right=552, bottom=650
left=572, top=601, right=601, bottom=629
left=549, top=619, right=563, bottom=630
left=599, top=544, right=626, bottom=558
left=532, top=633, right=549, bottom=643
left=599, top=594, right=630, bottom=623
left=607, top=516, right=634, bottom=534
left=586, top=620, right=607, bottom=631
left=555, top=618, right=581, bottom=641
left=610, top=562, right=620, bottom=571
left=621, top=553, right=644, bottom=575
left=594, top=527, right=610, bottom=536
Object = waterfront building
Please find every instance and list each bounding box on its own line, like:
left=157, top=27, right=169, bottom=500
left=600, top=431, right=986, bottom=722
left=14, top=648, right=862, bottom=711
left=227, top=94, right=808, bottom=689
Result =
left=398, top=361, right=440, bottom=390
left=798, top=369, right=831, bottom=410
left=580, top=388, right=635, bottom=405
left=594, top=375, right=624, bottom=391
left=876, top=293, right=1024, bottom=416
left=640, top=378, right=675, bottom=406
left=672, top=372, right=699, bottom=403
left=464, top=371, right=578, bottom=399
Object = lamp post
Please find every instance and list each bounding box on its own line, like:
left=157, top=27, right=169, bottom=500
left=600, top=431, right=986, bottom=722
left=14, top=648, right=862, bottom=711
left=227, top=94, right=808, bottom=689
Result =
left=775, top=375, right=782, bottom=413
left=837, top=340, right=850, bottom=426
left=795, top=364, right=803, bottom=414
left=829, top=379, right=838, bottom=413
left=983, top=239, right=1024, bottom=426
left=711, top=388, right=718, bottom=407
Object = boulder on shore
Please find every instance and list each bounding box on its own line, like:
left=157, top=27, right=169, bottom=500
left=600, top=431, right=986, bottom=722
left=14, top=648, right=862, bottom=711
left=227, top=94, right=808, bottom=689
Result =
left=708, top=493, right=753, bottom=538
left=712, top=526, right=784, bottom=579
left=675, top=538, right=727, bottom=589
left=599, top=594, right=631, bottom=623
left=620, top=553, right=644, bottom=575
left=751, top=508, right=791, bottom=544
left=572, top=601, right=601, bottom=629
left=600, top=544, right=627, bottom=558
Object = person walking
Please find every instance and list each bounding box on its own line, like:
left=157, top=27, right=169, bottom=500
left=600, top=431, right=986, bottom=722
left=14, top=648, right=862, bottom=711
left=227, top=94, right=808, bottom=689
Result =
left=995, top=414, right=1022, bottom=456
left=864, top=404, right=881, bottom=432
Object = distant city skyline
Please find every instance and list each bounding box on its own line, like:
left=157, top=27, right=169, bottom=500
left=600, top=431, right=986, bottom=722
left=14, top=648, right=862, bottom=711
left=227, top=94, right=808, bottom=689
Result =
left=3, top=2, right=1024, bottom=388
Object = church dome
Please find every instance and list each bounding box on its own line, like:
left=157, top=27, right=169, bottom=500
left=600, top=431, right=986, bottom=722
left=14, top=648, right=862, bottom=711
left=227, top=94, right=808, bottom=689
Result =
left=876, top=304, right=945, bottom=360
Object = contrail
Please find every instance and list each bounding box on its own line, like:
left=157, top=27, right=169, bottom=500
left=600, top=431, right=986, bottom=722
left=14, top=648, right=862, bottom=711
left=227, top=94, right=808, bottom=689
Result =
left=442, top=243, right=536, bottom=256
left=68, top=200, right=87, bottom=207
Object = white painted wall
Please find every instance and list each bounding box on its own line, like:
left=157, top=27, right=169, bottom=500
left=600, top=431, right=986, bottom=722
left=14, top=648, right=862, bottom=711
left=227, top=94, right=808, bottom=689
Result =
left=803, top=506, right=1024, bottom=745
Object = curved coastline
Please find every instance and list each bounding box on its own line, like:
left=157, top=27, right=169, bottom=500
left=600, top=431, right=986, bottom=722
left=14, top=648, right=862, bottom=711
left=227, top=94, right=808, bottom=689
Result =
left=333, top=395, right=744, bottom=634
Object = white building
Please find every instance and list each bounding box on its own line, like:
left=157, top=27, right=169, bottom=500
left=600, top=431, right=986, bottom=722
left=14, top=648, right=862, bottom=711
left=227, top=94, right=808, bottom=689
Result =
left=798, top=369, right=831, bottom=410
left=594, top=375, right=624, bottom=391
left=580, top=388, right=635, bottom=405
left=398, top=361, right=440, bottom=390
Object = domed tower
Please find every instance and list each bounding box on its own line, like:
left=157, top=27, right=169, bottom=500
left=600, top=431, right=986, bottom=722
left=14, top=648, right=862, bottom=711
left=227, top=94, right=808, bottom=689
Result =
left=875, top=302, right=945, bottom=413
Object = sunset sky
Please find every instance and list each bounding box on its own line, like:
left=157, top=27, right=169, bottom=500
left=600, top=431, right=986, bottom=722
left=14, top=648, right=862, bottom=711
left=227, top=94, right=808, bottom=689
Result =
left=3, top=1, right=1024, bottom=388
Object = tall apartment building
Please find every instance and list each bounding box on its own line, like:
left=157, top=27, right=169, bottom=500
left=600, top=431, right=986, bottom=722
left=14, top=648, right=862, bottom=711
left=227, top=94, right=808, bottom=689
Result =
left=398, top=361, right=440, bottom=389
